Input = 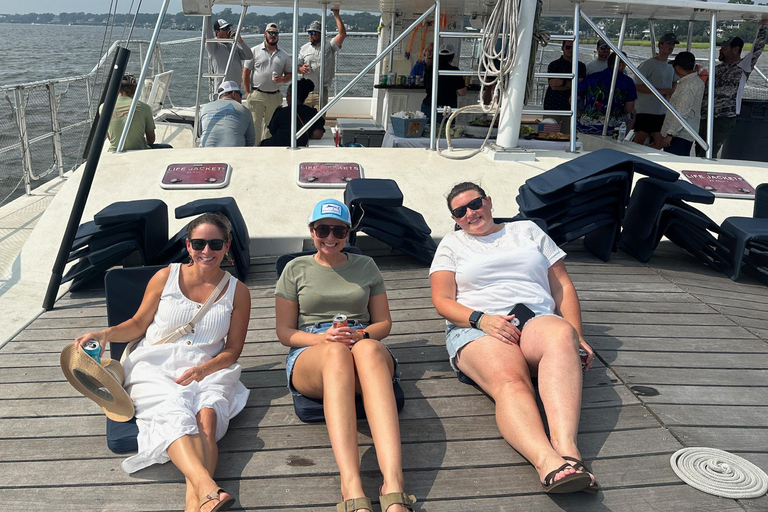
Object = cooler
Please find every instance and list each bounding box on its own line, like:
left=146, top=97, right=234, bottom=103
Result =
left=336, top=118, right=386, bottom=147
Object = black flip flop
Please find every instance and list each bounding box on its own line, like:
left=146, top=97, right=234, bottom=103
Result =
left=562, top=456, right=601, bottom=494
left=541, top=463, right=592, bottom=493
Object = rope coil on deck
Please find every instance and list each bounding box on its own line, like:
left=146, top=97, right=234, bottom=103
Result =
left=670, top=447, right=768, bottom=499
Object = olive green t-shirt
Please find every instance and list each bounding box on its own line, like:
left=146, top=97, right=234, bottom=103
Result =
left=100, top=96, right=155, bottom=152
left=275, top=253, right=387, bottom=329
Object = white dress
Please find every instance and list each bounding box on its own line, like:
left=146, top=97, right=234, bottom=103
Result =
left=120, top=263, right=249, bottom=474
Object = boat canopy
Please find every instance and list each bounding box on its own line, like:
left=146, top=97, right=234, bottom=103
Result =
left=213, top=0, right=768, bottom=21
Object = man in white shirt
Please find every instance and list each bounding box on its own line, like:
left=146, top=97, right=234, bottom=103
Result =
left=297, top=9, right=347, bottom=110
left=633, top=32, right=678, bottom=147
left=653, top=52, right=705, bottom=156
left=243, top=22, right=292, bottom=145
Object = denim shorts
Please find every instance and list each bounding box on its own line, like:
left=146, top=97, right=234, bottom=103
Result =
left=285, top=321, right=401, bottom=396
left=444, top=313, right=562, bottom=371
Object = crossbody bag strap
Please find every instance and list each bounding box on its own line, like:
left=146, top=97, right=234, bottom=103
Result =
left=120, top=271, right=232, bottom=364
left=153, top=271, right=232, bottom=346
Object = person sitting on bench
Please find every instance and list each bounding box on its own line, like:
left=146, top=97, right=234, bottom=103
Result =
left=75, top=212, right=251, bottom=512
left=274, top=199, right=415, bottom=512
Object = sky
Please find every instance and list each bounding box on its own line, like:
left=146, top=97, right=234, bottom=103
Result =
left=0, top=1, right=287, bottom=15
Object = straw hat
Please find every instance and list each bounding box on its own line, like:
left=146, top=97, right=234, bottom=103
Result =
left=60, top=342, right=135, bottom=422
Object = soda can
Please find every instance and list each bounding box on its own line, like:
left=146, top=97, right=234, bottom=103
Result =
left=578, top=348, right=589, bottom=374
left=332, top=314, right=348, bottom=328
left=381, top=74, right=388, bottom=85
left=83, top=340, right=102, bottom=364
left=272, top=71, right=278, bottom=80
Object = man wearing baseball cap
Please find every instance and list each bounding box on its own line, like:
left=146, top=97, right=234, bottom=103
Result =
left=198, top=81, right=256, bottom=147
left=586, top=39, right=612, bottom=76
left=421, top=43, right=467, bottom=122
left=243, top=22, right=292, bottom=145
left=205, top=18, right=253, bottom=92
left=297, top=8, right=347, bottom=110
left=653, top=52, right=705, bottom=156
left=697, top=19, right=768, bottom=157
left=633, top=32, right=679, bottom=147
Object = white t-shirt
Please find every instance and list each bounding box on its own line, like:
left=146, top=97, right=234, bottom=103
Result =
left=429, top=221, right=566, bottom=318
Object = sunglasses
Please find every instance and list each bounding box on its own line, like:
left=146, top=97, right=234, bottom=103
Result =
left=189, top=238, right=226, bottom=251
left=564, top=45, right=573, bottom=50
left=313, top=225, right=349, bottom=239
left=451, top=196, right=486, bottom=218
left=308, top=30, right=318, bottom=35
left=267, top=31, right=279, bottom=36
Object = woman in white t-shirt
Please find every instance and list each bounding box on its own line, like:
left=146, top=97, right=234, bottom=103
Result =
left=430, top=182, right=598, bottom=495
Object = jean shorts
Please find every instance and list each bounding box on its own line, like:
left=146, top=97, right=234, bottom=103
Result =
left=285, top=321, right=401, bottom=396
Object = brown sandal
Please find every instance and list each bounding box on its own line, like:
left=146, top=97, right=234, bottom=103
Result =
left=199, top=487, right=235, bottom=512
left=379, top=491, right=416, bottom=511
left=336, top=496, right=373, bottom=512
left=562, top=456, right=601, bottom=494
left=541, top=463, right=592, bottom=493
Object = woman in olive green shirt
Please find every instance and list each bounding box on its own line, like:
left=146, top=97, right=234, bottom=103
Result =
left=275, top=198, right=415, bottom=512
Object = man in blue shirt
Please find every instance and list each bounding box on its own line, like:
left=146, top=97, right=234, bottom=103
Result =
left=577, top=52, right=637, bottom=136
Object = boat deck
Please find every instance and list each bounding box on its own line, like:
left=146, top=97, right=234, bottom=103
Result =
left=2, top=242, right=768, bottom=511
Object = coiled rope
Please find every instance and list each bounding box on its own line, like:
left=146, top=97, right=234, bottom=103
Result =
left=670, top=447, right=768, bottom=499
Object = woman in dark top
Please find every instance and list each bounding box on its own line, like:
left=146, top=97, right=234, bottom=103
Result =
left=421, top=43, right=467, bottom=122
left=260, top=78, right=325, bottom=147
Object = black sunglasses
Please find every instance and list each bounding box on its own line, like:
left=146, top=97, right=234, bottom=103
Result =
left=564, top=45, right=573, bottom=50
left=313, top=225, right=349, bottom=239
left=308, top=30, right=318, bottom=35
left=451, top=196, right=486, bottom=218
left=267, top=31, right=279, bottom=36
left=189, top=238, right=225, bottom=251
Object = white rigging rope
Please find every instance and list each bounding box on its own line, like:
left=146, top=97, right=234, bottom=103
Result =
left=670, top=447, right=768, bottom=499
left=437, top=0, right=521, bottom=160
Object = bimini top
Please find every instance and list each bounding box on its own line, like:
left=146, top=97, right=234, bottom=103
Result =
left=212, top=0, right=768, bottom=21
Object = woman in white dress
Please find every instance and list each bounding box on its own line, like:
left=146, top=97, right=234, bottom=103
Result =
left=76, top=212, right=251, bottom=512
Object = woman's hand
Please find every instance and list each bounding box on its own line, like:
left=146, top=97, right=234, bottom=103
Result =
left=323, top=326, right=359, bottom=348
left=74, top=331, right=107, bottom=355
left=175, top=365, right=206, bottom=386
left=479, top=314, right=521, bottom=345
left=579, top=337, right=595, bottom=371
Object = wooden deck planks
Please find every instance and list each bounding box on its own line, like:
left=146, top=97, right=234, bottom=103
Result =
left=1, top=243, right=767, bottom=510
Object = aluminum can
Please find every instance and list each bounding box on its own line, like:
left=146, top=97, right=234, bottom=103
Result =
left=381, top=74, right=388, bottom=85
left=332, top=314, right=348, bottom=328
left=83, top=340, right=102, bottom=364
left=408, top=75, right=415, bottom=86
left=272, top=71, right=278, bottom=80
left=578, top=348, right=589, bottom=373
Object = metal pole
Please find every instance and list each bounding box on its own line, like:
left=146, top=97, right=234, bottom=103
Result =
left=291, top=0, right=300, bottom=148
left=193, top=16, right=208, bottom=145
left=429, top=0, right=441, bottom=151
left=48, top=83, right=65, bottom=178
left=687, top=21, right=694, bottom=52
left=297, top=8, right=436, bottom=139
left=223, top=7, right=248, bottom=84
left=43, top=47, right=130, bottom=311
left=497, top=0, right=537, bottom=149
left=706, top=12, right=717, bottom=159
left=649, top=21, right=657, bottom=58
left=569, top=3, right=580, bottom=151
left=14, top=88, right=32, bottom=195
left=320, top=6, right=328, bottom=109
left=602, top=14, right=627, bottom=137
left=388, top=14, right=396, bottom=73
left=117, top=0, right=170, bottom=152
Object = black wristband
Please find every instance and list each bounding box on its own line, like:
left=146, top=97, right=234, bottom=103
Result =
left=469, top=310, right=485, bottom=329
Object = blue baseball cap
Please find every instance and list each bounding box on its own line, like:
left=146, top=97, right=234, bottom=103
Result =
left=308, top=198, right=351, bottom=225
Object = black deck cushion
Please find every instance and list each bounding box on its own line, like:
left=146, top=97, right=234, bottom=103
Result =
left=720, top=217, right=768, bottom=280
left=93, top=199, right=169, bottom=262
left=755, top=184, right=768, bottom=219
left=103, top=265, right=165, bottom=454
left=525, top=148, right=678, bottom=196
left=360, top=226, right=436, bottom=265
left=343, top=178, right=404, bottom=209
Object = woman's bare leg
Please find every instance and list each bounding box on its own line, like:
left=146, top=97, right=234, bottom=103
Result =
left=292, top=343, right=364, bottom=501
left=351, top=340, right=408, bottom=511
left=167, top=434, right=230, bottom=512
left=456, top=335, right=578, bottom=485
left=196, top=408, right=219, bottom=475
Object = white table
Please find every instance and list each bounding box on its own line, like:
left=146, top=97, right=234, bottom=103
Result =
left=381, top=124, right=582, bottom=151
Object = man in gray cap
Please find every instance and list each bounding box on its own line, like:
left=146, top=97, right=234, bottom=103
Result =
left=243, top=22, right=292, bottom=145
left=586, top=39, right=612, bottom=76
left=633, top=32, right=678, bottom=147
left=697, top=19, right=768, bottom=157
left=205, top=18, right=254, bottom=91
left=199, top=81, right=256, bottom=147
left=297, top=8, right=347, bottom=109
